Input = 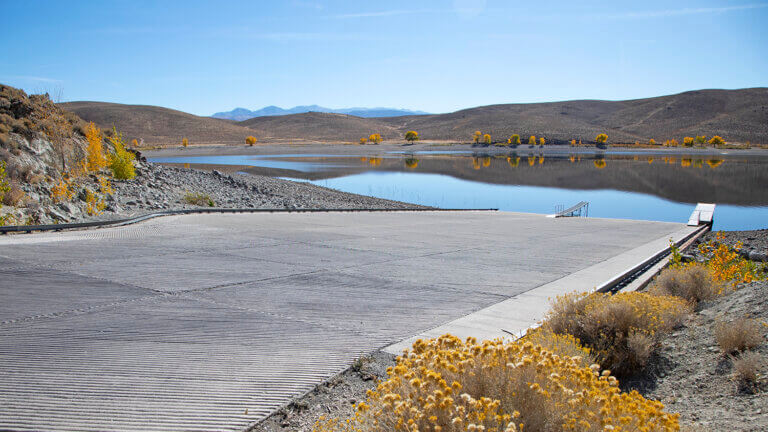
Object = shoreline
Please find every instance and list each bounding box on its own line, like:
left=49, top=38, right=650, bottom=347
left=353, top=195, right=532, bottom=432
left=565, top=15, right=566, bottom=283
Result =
left=140, top=142, right=768, bottom=159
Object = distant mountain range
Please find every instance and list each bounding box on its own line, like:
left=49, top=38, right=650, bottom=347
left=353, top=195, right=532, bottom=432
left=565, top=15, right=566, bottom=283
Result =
left=211, top=105, right=430, bottom=121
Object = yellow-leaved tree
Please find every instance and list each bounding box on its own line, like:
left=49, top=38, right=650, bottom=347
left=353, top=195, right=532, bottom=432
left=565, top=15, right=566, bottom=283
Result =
left=109, top=127, right=136, bottom=180
left=709, top=136, right=725, bottom=147
left=528, top=135, right=536, bottom=145
left=510, top=134, right=521, bottom=146
left=695, top=135, right=707, bottom=145
left=85, top=122, right=107, bottom=172
left=539, top=137, right=546, bottom=146
left=359, top=137, right=367, bottom=145
left=368, top=133, right=382, bottom=145
left=683, top=137, right=694, bottom=147
left=245, top=136, right=257, bottom=146
left=483, top=133, right=491, bottom=145
left=649, top=138, right=656, bottom=145
left=473, top=130, right=482, bottom=144
left=182, top=137, right=189, bottom=148
left=404, top=130, right=419, bottom=144
left=595, top=133, right=608, bottom=145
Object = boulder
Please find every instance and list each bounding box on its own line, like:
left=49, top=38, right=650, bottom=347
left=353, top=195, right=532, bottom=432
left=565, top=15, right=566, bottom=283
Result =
left=748, top=251, right=767, bottom=262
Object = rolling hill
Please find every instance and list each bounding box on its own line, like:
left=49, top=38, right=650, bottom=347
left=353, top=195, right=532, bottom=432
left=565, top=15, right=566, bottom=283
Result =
left=60, top=101, right=261, bottom=145
left=62, top=88, right=768, bottom=145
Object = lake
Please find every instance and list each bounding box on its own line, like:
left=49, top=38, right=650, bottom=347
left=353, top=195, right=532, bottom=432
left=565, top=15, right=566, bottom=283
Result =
left=149, top=151, right=768, bottom=231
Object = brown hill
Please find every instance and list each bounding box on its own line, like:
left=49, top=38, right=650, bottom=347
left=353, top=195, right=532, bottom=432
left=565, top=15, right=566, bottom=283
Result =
left=238, top=111, right=399, bottom=142
left=374, top=88, right=768, bottom=144
left=60, top=101, right=260, bottom=146
left=62, top=88, right=768, bottom=145
left=239, top=88, right=768, bottom=144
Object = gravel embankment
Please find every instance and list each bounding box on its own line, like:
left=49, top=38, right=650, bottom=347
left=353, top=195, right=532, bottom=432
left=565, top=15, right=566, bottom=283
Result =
left=107, top=162, right=426, bottom=216
left=636, top=277, right=768, bottom=430
left=22, top=158, right=427, bottom=226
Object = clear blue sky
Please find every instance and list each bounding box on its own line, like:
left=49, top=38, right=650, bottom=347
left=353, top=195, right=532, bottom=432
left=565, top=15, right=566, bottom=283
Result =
left=2, top=0, right=766, bottom=116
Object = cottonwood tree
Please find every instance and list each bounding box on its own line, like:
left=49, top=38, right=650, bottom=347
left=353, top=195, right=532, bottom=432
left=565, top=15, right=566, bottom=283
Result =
left=483, top=133, right=491, bottom=145
left=708, top=136, right=725, bottom=147
left=595, top=133, right=608, bottom=145
left=510, top=134, right=521, bottom=146
left=405, top=130, right=419, bottom=144
left=368, top=133, right=383, bottom=145
left=528, top=135, right=536, bottom=145
left=245, top=136, right=257, bottom=146
left=473, top=130, right=482, bottom=145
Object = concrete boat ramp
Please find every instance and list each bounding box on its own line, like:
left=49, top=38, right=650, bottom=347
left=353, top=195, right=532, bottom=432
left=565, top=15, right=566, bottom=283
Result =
left=0, top=211, right=696, bottom=431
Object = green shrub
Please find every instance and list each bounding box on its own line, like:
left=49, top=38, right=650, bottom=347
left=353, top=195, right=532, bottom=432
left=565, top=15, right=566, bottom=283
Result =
left=184, top=191, right=214, bottom=207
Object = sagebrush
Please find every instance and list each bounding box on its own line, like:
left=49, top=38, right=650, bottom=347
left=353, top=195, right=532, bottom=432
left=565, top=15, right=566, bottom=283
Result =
left=315, top=335, right=680, bottom=432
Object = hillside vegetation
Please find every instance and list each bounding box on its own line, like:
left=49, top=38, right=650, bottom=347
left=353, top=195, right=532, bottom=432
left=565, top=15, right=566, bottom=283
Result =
left=63, top=88, right=768, bottom=145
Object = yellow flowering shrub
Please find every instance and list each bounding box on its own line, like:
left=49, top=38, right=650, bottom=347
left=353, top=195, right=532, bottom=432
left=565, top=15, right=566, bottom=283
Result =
left=0, top=161, right=9, bottom=226
left=696, top=232, right=765, bottom=288
left=84, top=189, right=106, bottom=216
left=525, top=327, right=595, bottom=367
left=108, top=128, right=136, bottom=180
left=98, top=175, right=114, bottom=196
left=50, top=178, right=72, bottom=203
left=315, top=335, right=679, bottom=432
left=544, top=292, right=690, bottom=376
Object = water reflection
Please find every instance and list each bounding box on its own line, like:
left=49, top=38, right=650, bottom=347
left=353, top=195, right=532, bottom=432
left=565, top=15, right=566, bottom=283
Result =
left=150, top=151, right=768, bottom=230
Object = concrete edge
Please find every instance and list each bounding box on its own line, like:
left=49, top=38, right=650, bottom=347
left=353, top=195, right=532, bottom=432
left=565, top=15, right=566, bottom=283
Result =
left=0, top=207, right=498, bottom=235
left=383, top=224, right=700, bottom=355
left=623, top=224, right=711, bottom=292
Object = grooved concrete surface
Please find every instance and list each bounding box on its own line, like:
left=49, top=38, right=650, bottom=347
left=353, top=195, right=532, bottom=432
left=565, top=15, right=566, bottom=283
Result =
left=0, top=211, right=685, bottom=431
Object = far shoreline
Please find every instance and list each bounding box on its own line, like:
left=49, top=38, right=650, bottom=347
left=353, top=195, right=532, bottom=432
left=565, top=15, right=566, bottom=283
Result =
left=141, top=141, right=768, bottom=159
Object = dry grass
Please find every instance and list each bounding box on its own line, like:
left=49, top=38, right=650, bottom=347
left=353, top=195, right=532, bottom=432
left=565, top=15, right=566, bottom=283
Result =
left=2, top=182, right=25, bottom=206
left=627, top=331, right=655, bottom=368
left=649, top=264, right=722, bottom=305
left=731, top=351, right=764, bottom=391
left=544, top=292, right=690, bottom=376
left=714, top=317, right=764, bottom=354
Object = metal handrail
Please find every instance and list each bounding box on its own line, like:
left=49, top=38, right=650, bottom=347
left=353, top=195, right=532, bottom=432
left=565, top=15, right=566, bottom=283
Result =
left=554, top=201, right=589, bottom=218
left=0, top=207, right=499, bottom=235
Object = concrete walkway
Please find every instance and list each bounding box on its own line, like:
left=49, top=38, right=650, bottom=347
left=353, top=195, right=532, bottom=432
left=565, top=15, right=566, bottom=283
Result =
left=0, top=211, right=687, bottom=431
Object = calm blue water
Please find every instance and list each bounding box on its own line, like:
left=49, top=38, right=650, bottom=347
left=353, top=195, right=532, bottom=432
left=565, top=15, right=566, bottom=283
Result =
left=150, top=154, right=768, bottom=231
left=149, top=154, right=354, bottom=172
left=290, top=172, right=768, bottom=231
